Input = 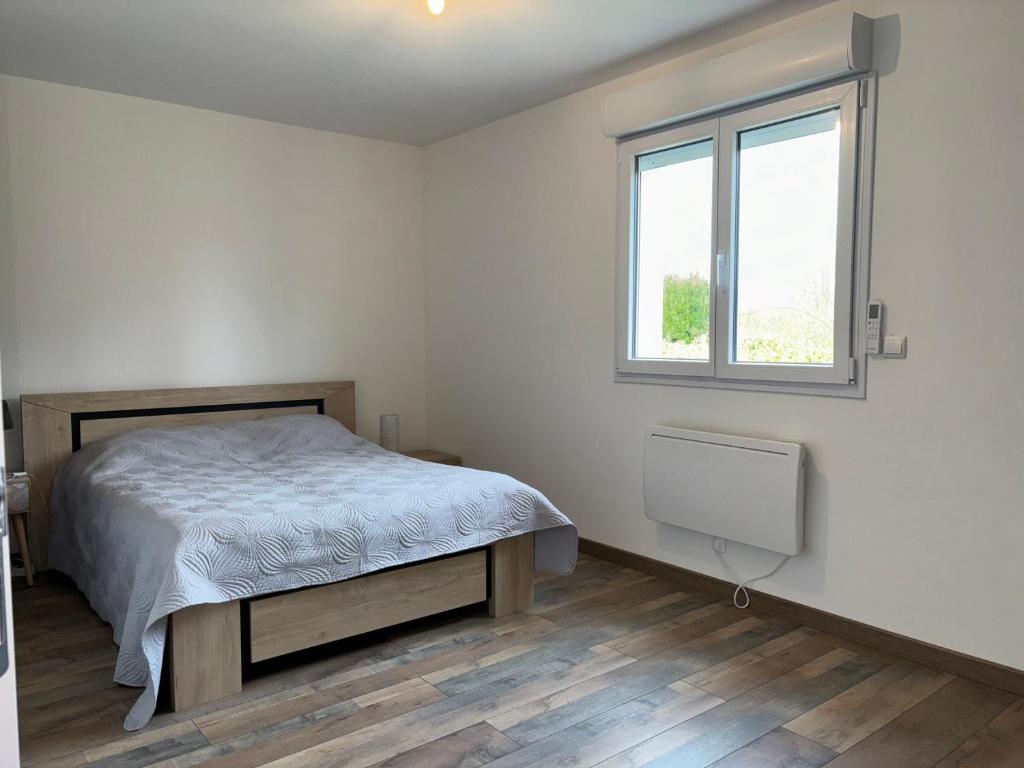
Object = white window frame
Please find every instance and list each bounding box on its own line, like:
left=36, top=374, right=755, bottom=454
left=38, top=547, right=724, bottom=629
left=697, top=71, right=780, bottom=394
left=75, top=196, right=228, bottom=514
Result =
left=616, top=117, right=719, bottom=379
left=615, top=76, right=876, bottom=398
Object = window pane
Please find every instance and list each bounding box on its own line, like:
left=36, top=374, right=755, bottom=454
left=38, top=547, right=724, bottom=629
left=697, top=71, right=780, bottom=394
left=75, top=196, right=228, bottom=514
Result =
left=734, top=108, right=840, bottom=365
left=634, top=139, right=713, bottom=361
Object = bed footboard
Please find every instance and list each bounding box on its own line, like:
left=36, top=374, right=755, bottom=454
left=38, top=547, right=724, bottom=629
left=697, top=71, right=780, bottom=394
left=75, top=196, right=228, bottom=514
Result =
left=166, top=533, right=536, bottom=713
left=249, top=550, right=488, bottom=662
left=167, top=600, right=242, bottom=711
left=489, top=532, right=535, bottom=617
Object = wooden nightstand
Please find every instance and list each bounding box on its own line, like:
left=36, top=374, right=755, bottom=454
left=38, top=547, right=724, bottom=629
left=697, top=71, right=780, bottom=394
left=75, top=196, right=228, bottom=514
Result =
left=402, top=450, right=462, bottom=466
left=6, top=474, right=34, bottom=586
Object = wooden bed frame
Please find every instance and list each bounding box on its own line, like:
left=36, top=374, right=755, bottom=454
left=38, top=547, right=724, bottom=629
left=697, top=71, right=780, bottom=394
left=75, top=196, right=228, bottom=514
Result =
left=20, top=381, right=535, bottom=712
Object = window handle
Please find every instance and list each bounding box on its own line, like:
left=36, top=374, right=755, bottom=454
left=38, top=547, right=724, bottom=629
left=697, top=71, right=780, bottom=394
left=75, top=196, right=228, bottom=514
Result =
left=716, top=252, right=727, bottom=288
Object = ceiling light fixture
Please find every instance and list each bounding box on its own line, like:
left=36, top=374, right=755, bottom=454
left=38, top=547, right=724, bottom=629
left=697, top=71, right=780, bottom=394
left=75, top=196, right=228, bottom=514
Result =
left=427, top=0, right=445, bottom=15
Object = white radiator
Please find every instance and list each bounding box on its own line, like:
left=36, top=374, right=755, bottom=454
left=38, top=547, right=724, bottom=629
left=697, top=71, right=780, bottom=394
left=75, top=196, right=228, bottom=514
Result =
left=643, top=426, right=806, bottom=556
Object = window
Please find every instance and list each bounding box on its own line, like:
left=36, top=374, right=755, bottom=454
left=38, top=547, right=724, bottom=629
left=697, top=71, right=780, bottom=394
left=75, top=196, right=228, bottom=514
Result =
left=634, top=135, right=715, bottom=371
left=616, top=80, right=871, bottom=394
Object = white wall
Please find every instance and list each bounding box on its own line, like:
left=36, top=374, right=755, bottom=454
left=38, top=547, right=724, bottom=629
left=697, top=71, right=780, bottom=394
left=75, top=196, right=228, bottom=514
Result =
left=0, top=75, right=427, bottom=467
left=424, top=0, right=1024, bottom=670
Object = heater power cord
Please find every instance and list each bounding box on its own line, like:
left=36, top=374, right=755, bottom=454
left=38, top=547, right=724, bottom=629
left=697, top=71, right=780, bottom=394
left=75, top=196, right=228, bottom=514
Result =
left=714, top=545, right=791, bottom=609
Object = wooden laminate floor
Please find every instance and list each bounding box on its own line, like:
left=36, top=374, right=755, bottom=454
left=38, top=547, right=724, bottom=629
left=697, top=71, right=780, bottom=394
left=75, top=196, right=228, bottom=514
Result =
left=13, top=555, right=1024, bottom=768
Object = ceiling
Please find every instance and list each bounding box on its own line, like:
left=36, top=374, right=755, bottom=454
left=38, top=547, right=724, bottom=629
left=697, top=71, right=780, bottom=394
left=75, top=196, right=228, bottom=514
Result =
left=0, top=0, right=818, bottom=146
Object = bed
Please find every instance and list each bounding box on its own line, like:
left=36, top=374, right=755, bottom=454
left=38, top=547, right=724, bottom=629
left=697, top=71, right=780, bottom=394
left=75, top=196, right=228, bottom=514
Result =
left=20, top=382, right=577, bottom=730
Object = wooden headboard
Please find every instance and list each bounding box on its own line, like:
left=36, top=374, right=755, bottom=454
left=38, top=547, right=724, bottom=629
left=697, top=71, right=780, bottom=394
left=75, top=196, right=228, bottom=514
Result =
left=20, top=381, right=355, bottom=568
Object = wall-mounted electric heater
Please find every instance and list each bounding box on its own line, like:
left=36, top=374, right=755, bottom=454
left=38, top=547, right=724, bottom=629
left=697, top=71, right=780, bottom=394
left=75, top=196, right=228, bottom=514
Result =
left=643, top=426, right=806, bottom=556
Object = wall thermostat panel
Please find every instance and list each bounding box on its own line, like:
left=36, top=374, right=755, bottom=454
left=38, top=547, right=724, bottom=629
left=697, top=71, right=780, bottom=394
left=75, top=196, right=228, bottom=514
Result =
left=866, top=300, right=883, bottom=354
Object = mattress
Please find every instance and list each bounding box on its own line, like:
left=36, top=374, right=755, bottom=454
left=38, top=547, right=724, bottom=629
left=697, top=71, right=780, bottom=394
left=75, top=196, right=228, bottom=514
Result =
left=48, top=414, right=577, bottom=730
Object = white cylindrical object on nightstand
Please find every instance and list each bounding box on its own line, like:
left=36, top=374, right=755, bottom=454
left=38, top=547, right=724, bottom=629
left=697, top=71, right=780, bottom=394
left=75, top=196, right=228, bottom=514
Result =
left=380, top=413, right=399, bottom=452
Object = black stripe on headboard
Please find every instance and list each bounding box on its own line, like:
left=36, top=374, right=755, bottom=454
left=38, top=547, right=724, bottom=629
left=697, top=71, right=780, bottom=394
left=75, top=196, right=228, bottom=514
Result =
left=70, top=399, right=325, bottom=451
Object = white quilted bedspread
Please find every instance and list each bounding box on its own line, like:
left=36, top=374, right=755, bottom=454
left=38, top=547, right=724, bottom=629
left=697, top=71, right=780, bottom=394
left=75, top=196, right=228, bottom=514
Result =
left=48, top=414, right=577, bottom=730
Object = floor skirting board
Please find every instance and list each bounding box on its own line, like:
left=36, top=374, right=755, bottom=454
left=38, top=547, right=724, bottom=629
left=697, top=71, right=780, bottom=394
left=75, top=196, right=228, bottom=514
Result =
left=578, top=537, right=1024, bottom=698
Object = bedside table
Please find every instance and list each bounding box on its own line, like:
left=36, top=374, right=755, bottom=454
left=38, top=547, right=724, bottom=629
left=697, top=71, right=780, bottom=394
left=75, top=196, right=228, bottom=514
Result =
left=6, top=475, right=34, bottom=586
left=402, top=449, right=462, bottom=466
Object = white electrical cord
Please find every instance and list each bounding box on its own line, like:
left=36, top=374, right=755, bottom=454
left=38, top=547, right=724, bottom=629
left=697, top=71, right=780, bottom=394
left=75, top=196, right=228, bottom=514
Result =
left=714, top=545, right=791, bottom=609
